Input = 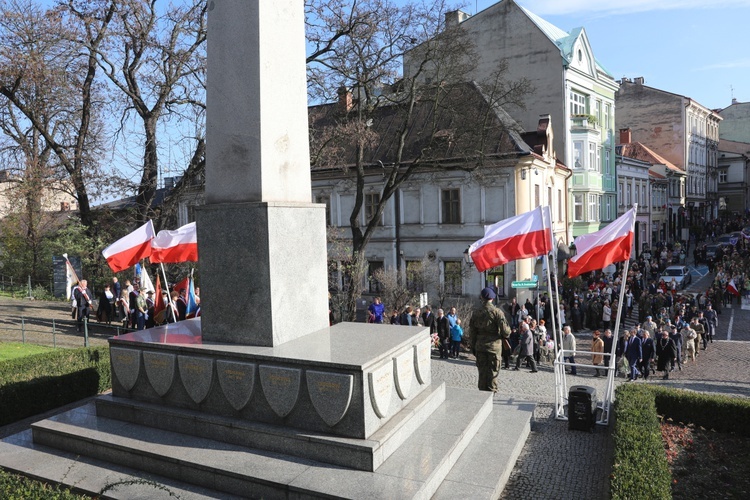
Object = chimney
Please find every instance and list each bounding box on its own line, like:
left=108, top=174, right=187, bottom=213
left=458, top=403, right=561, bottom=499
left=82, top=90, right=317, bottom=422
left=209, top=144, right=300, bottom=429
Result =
left=634, top=76, right=644, bottom=85
left=619, top=128, right=632, bottom=145
left=732, top=98, right=738, bottom=105
left=337, top=86, right=353, bottom=113
left=445, top=10, right=469, bottom=27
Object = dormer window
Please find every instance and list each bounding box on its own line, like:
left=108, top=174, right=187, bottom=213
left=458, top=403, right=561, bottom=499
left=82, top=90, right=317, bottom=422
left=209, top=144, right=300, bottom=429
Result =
left=578, top=49, right=583, bottom=62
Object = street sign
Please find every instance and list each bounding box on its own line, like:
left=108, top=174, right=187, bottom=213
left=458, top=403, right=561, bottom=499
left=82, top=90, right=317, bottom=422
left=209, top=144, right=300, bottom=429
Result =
left=511, top=280, right=538, bottom=289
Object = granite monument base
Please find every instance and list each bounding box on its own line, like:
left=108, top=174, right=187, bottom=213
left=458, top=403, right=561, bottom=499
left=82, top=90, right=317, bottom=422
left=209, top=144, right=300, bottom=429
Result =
left=195, top=202, right=330, bottom=346
left=0, top=321, right=536, bottom=499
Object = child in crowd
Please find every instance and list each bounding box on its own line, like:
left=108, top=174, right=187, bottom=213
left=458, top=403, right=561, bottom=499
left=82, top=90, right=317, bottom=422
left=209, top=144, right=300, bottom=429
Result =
left=449, top=319, right=463, bottom=359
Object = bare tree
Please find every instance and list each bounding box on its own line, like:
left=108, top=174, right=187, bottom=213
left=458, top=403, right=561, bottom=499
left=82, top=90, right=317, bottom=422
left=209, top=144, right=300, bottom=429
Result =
left=0, top=0, right=114, bottom=232
left=72, top=0, right=207, bottom=224
left=307, top=0, right=533, bottom=320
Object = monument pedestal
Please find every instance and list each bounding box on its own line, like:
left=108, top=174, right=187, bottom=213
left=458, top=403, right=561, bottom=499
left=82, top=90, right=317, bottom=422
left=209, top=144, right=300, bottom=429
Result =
left=196, top=202, right=329, bottom=346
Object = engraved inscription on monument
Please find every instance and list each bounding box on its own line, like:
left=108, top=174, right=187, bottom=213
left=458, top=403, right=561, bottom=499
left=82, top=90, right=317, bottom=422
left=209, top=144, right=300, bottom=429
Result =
left=178, top=356, right=214, bottom=404
left=393, top=350, right=414, bottom=400
left=216, top=360, right=256, bottom=411
left=143, top=351, right=176, bottom=397
left=367, top=362, right=394, bottom=419
left=306, top=370, right=354, bottom=427
left=111, top=347, right=141, bottom=392
left=259, top=365, right=301, bottom=418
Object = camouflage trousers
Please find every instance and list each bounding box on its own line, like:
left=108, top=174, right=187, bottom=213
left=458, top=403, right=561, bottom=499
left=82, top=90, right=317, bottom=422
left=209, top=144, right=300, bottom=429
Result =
left=475, top=350, right=501, bottom=392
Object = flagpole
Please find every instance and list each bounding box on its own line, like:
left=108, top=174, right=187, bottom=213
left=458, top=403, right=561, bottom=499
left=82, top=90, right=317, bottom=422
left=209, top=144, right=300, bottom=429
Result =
left=539, top=206, right=558, bottom=353
left=603, top=204, right=637, bottom=420
left=159, top=263, right=178, bottom=324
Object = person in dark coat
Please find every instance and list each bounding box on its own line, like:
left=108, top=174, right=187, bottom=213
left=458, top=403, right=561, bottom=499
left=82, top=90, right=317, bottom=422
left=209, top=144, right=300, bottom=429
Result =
left=669, top=326, right=683, bottom=371
left=625, top=330, right=643, bottom=381
left=639, top=331, right=655, bottom=379
left=655, top=330, right=676, bottom=379
left=602, top=328, right=614, bottom=371
left=73, top=279, right=93, bottom=333
left=435, top=308, right=451, bottom=359
left=421, top=306, right=437, bottom=335
left=96, top=284, right=114, bottom=325
left=571, top=303, right=583, bottom=332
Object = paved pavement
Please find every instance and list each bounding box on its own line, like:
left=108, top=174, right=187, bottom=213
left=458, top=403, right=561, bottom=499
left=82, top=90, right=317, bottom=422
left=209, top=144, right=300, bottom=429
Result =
left=428, top=266, right=750, bottom=500
left=3, top=277, right=750, bottom=499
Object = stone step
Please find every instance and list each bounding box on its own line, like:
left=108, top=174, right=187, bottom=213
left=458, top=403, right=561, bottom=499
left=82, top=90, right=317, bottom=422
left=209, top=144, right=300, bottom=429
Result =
left=432, top=399, right=535, bottom=499
left=27, top=387, right=496, bottom=499
left=94, top=381, right=447, bottom=472
left=0, top=429, right=239, bottom=500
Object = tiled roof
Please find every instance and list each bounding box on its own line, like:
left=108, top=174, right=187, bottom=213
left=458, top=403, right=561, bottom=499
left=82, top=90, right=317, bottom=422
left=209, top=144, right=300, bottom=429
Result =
left=619, top=143, right=683, bottom=173
left=308, top=81, right=531, bottom=170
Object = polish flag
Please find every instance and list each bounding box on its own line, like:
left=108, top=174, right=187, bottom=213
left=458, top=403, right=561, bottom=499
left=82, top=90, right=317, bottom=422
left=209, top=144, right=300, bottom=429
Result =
left=150, top=222, right=199, bottom=264
left=102, top=221, right=155, bottom=273
left=62, top=253, right=79, bottom=300
left=568, top=207, right=636, bottom=278
left=727, top=279, right=740, bottom=297
left=469, top=206, right=553, bottom=272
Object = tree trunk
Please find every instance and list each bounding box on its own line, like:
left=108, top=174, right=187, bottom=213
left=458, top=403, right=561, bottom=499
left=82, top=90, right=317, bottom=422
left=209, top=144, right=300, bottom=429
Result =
left=343, top=249, right=367, bottom=322
left=136, top=116, right=159, bottom=223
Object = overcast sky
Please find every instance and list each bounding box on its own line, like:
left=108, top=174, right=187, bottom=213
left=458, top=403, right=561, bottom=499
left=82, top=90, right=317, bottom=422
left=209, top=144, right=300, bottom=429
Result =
left=466, top=0, right=750, bottom=110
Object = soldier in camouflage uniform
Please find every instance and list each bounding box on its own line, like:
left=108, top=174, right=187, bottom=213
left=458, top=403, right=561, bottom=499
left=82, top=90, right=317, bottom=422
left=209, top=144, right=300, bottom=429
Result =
left=470, top=287, right=511, bottom=392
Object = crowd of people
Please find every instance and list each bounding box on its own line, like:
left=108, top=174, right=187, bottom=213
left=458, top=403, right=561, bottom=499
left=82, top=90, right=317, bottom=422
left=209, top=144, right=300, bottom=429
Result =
left=73, top=276, right=200, bottom=332
left=367, top=298, right=466, bottom=360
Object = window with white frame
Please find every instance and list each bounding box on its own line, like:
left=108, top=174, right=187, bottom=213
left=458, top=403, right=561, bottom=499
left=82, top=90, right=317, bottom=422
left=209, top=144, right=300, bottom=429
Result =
left=618, top=183, right=623, bottom=206
left=626, top=184, right=631, bottom=206
left=641, top=184, right=646, bottom=206
left=605, top=150, right=611, bottom=175
left=605, top=196, right=612, bottom=221
left=367, top=261, right=383, bottom=293
left=588, top=194, right=598, bottom=222
left=719, top=170, right=727, bottom=183
left=441, top=188, right=461, bottom=224
left=594, top=100, right=601, bottom=125
left=574, top=194, right=584, bottom=222
left=596, top=147, right=601, bottom=172
left=574, top=141, right=584, bottom=168
left=443, top=261, right=462, bottom=295
left=365, top=193, right=383, bottom=225
left=635, top=185, right=639, bottom=208
left=589, top=143, right=596, bottom=170
left=570, top=90, right=587, bottom=116
left=604, top=104, right=611, bottom=130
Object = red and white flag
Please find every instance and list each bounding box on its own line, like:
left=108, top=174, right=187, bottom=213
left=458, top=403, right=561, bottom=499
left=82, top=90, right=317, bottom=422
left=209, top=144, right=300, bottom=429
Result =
left=102, top=221, right=155, bottom=273
left=727, top=279, right=740, bottom=297
left=568, top=207, right=636, bottom=278
left=468, top=206, right=553, bottom=272
left=150, top=222, right=198, bottom=264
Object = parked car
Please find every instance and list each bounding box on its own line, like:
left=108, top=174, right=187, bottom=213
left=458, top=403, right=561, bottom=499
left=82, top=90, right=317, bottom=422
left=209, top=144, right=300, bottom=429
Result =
left=716, top=234, right=737, bottom=247
left=705, top=244, right=720, bottom=260
left=660, top=265, right=692, bottom=289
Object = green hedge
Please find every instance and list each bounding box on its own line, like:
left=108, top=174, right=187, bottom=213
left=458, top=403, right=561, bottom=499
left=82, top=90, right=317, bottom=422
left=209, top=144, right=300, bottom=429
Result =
left=0, top=346, right=110, bottom=427
left=611, top=384, right=672, bottom=500
left=650, top=386, right=750, bottom=435
left=0, top=470, right=84, bottom=499
left=612, top=384, right=750, bottom=500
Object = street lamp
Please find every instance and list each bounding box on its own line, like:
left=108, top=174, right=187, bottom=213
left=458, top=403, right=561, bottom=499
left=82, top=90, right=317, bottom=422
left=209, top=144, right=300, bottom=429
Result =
left=463, top=247, right=474, bottom=268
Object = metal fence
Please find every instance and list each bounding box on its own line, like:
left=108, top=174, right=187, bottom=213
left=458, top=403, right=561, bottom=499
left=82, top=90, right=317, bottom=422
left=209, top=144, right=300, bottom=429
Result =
left=0, top=316, right=133, bottom=349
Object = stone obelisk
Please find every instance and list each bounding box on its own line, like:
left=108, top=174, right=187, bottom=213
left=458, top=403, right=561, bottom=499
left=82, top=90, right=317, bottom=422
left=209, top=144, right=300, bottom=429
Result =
left=196, top=0, right=329, bottom=346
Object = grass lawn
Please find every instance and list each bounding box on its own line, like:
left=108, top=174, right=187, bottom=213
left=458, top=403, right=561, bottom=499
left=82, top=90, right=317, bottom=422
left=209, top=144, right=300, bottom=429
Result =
left=0, top=342, right=53, bottom=362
